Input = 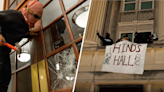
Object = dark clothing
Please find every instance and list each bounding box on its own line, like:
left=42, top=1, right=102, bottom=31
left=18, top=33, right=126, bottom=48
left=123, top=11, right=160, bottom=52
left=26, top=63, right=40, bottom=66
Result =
left=134, top=32, right=153, bottom=43
left=0, top=10, right=30, bottom=46
left=97, top=33, right=113, bottom=46
left=0, top=10, right=30, bottom=91
left=0, top=47, right=11, bottom=92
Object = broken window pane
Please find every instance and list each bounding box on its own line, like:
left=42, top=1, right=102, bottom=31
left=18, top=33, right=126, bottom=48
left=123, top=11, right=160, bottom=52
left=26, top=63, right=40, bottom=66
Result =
left=47, top=47, right=77, bottom=91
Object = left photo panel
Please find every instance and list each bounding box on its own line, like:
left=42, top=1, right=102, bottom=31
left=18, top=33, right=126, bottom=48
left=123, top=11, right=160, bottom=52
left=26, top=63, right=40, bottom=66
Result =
left=0, top=0, right=90, bottom=92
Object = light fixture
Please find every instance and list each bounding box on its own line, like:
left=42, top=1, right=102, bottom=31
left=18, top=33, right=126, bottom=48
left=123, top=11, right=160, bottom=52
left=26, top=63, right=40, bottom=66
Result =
left=72, top=5, right=89, bottom=28
left=17, top=50, right=31, bottom=62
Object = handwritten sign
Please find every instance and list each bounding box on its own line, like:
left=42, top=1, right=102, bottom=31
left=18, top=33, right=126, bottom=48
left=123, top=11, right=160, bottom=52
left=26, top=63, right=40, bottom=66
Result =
left=101, top=40, right=147, bottom=74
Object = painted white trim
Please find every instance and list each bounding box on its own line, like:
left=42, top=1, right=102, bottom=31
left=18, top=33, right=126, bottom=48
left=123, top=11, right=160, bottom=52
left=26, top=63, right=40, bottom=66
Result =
left=137, top=30, right=153, bottom=34
left=121, top=0, right=154, bottom=11
left=139, top=0, right=154, bottom=10
left=122, top=0, right=137, bottom=11
left=0, top=0, right=4, bottom=11
left=118, top=20, right=154, bottom=26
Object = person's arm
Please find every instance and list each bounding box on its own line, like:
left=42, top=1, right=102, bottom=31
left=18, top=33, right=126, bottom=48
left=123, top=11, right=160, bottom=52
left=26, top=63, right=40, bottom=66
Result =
left=97, top=32, right=104, bottom=41
left=0, top=12, right=6, bottom=46
left=25, top=20, right=42, bottom=39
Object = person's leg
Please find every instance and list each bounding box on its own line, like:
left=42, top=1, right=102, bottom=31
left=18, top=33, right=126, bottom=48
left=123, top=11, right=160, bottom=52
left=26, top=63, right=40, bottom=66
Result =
left=0, top=46, right=7, bottom=91
left=0, top=47, right=11, bottom=92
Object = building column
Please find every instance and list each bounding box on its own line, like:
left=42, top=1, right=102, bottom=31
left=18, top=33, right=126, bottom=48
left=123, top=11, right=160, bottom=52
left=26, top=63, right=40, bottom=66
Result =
left=103, top=1, right=121, bottom=43
left=84, top=0, right=108, bottom=47
left=154, top=1, right=164, bottom=41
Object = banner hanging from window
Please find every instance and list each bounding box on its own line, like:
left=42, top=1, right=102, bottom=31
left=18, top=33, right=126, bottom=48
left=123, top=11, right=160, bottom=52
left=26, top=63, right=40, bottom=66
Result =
left=101, top=40, right=147, bottom=74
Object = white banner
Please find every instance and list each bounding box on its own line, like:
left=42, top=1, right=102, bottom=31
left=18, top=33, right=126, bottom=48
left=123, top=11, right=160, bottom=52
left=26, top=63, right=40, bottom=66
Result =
left=101, top=40, right=147, bottom=74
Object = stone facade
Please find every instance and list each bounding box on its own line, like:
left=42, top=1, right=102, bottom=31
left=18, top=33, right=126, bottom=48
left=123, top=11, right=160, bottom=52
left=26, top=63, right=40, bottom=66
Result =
left=76, top=0, right=164, bottom=92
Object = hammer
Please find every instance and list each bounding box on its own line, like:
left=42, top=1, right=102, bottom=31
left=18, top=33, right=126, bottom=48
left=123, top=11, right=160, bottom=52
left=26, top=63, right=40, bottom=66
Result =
left=1, top=41, right=21, bottom=55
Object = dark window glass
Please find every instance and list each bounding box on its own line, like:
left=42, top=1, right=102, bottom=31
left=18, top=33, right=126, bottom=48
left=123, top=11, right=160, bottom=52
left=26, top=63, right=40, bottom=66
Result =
left=141, top=1, right=152, bottom=9
left=121, top=33, right=133, bottom=42
left=124, top=3, right=135, bottom=11
left=17, top=67, right=32, bottom=92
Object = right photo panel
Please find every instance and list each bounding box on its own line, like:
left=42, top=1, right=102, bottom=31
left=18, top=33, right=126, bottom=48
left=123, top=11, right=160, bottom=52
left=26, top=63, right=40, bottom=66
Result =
left=75, top=0, right=164, bottom=92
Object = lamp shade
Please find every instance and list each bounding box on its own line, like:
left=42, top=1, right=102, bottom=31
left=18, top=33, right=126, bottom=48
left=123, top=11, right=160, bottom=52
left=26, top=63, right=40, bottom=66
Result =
left=17, top=50, right=31, bottom=62
left=72, top=5, right=89, bottom=28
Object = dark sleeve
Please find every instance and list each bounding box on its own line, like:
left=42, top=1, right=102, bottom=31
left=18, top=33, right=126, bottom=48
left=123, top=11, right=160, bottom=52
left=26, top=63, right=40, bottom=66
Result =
left=24, top=31, right=33, bottom=38
left=97, top=33, right=104, bottom=41
left=0, top=11, right=5, bottom=34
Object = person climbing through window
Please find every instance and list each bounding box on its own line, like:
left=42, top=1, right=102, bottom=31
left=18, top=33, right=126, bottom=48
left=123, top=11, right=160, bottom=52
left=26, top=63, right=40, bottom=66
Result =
left=116, top=33, right=130, bottom=43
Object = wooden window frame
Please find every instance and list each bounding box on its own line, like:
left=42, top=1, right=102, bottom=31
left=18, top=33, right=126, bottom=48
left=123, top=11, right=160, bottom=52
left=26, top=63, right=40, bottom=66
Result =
left=4, top=0, right=26, bottom=10
left=42, top=0, right=86, bottom=91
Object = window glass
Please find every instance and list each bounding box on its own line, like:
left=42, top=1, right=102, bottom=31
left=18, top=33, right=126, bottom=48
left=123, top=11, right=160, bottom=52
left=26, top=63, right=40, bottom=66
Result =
left=9, top=1, right=16, bottom=10
left=10, top=52, right=16, bottom=72
left=17, top=67, right=32, bottom=92
left=63, top=0, right=78, bottom=11
left=47, top=47, right=77, bottom=91
left=42, top=0, right=62, bottom=28
left=134, top=32, right=152, bottom=43
left=39, top=0, right=49, bottom=6
left=124, top=3, right=135, bottom=11
left=18, top=38, right=28, bottom=46
left=141, top=1, right=152, bottom=9
left=8, top=74, right=15, bottom=92
left=44, top=18, right=71, bottom=54
left=18, top=0, right=22, bottom=4
left=67, top=0, right=90, bottom=39
left=9, top=0, right=14, bottom=5
left=121, top=33, right=133, bottom=42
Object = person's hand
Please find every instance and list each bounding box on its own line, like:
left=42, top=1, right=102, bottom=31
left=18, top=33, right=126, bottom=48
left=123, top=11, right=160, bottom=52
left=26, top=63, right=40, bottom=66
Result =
left=29, top=26, right=40, bottom=36
left=0, top=34, right=6, bottom=46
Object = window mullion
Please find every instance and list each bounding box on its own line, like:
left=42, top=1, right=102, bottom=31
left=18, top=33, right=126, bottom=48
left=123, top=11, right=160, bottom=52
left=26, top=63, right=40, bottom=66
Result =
left=59, top=0, right=80, bottom=61
left=59, top=0, right=75, bottom=41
